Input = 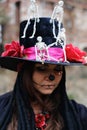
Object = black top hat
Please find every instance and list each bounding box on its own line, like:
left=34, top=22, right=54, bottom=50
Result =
left=0, top=1, right=87, bottom=71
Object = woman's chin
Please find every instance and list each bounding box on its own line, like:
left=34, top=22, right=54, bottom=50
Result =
left=40, top=89, right=54, bottom=95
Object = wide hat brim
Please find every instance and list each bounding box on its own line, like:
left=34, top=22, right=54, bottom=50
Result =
left=0, top=56, right=84, bottom=71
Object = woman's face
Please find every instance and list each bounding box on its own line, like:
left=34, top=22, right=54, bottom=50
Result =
left=32, top=63, right=63, bottom=95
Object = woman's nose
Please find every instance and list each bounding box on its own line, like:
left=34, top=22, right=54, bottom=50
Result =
left=49, top=74, right=55, bottom=81
left=45, top=73, right=55, bottom=81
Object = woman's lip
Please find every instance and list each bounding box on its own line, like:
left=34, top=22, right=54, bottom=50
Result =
left=41, top=84, right=55, bottom=86
left=41, top=85, right=55, bottom=86
left=41, top=85, right=55, bottom=89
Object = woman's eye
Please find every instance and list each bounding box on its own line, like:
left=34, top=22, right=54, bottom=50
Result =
left=35, top=67, right=46, bottom=72
left=54, top=67, right=62, bottom=72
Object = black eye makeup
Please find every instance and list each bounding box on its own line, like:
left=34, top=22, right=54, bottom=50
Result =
left=35, top=66, right=47, bottom=72
left=54, top=66, right=63, bottom=72
left=34, top=64, right=63, bottom=74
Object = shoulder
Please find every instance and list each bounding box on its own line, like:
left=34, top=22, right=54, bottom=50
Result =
left=0, top=92, right=12, bottom=106
left=70, top=100, right=87, bottom=127
left=70, top=100, right=87, bottom=116
left=0, top=91, right=12, bottom=99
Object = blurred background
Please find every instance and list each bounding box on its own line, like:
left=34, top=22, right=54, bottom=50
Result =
left=0, top=0, right=87, bottom=106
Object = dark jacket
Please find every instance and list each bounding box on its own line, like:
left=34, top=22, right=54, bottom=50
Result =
left=0, top=92, right=87, bottom=130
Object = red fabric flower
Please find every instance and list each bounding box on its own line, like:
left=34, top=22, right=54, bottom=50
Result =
left=35, top=113, right=50, bottom=130
left=65, top=44, right=87, bottom=63
left=35, top=114, right=45, bottom=128
left=2, top=41, right=24, bottom=57
left=45, top=113, right=50, bottom=119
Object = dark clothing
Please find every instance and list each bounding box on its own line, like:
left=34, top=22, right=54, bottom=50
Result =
left=0, top=92, right=87, bottom=130
left=0, top=69, right=87, bottom=130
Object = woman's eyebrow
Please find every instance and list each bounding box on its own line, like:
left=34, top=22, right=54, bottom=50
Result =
left=35, top=64, right=49, bottom=67
left=55, top=65, right=63, bottom=69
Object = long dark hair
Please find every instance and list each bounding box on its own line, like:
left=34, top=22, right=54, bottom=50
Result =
left=18, top=62, right=83, bottom=130
left=0, top=62, right=83, bottom=130
left=22, top=62, right=65, bottom=130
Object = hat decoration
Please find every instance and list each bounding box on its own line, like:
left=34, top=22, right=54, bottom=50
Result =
left=21, top=0, right=40, bottom=39
left=1, top=41, right=87, bottom=64
left=0, top=0, right=87, bottom=71
left=20, top=0, right=68, bottom=63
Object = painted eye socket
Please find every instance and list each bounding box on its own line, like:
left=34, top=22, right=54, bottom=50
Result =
left=34, top=65, right=63, bottom=74
left=35, top=66, right=47, bottom=72
left=54, top=66, right=63, bottom=74
left=54, top=68, right=62, bottom=72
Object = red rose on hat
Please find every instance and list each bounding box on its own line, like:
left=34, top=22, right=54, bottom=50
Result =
left=66, top=44, right=87, bottom=63
left=2, top=41, right=24, bottom=58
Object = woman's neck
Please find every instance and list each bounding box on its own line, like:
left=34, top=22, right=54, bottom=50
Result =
left=31, top=103, right=42, bottom=114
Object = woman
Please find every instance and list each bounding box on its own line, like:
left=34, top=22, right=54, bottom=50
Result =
left=0, top=0, right=87, bottom=130
left=7, top=62, right=64, bottom=130
left=0, top=62, right=87, bottom=130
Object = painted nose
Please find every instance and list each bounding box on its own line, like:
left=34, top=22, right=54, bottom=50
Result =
left=49, top=74, right=55, bottom=81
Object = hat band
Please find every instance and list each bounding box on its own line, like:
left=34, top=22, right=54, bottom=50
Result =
left=24, top=47, right=64, bottom=62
